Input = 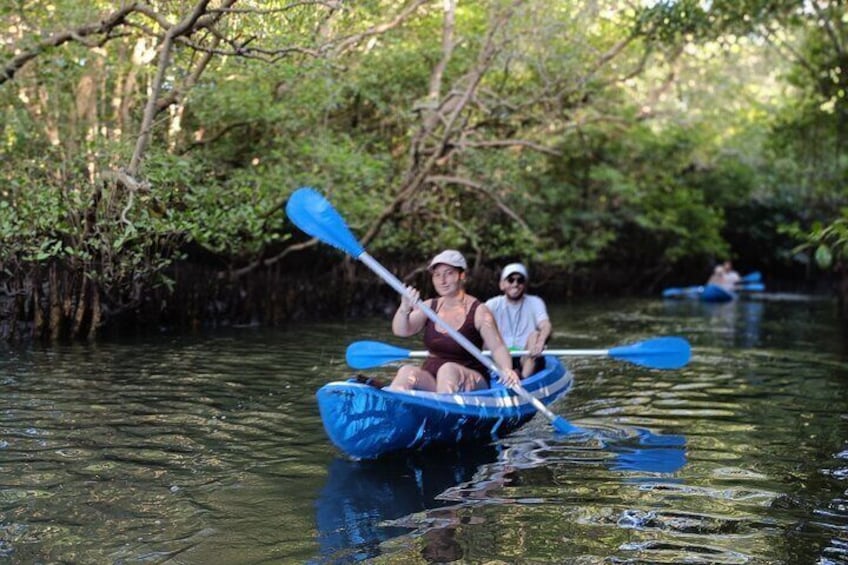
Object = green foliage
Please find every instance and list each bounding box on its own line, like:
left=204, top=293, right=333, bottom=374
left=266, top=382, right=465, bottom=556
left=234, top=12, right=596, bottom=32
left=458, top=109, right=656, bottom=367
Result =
left=2, top=0, right=848, bottom=335
left=784, top=209, right=848, bottom=270
left=636, top=0, right=714, bottom=44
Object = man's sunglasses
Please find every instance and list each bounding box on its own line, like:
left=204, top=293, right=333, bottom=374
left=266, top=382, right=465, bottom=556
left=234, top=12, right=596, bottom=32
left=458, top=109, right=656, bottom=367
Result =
left=506, top=275, right=525, bottom=284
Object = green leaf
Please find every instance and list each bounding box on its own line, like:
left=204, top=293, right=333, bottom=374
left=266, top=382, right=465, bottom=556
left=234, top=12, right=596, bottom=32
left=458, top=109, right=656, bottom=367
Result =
left=814, top=244, right=833, bottom=269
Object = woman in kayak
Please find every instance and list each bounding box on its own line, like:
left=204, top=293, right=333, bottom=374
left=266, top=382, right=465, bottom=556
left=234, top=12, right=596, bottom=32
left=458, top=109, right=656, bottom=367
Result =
left=389, top=249, right=521, bottom=394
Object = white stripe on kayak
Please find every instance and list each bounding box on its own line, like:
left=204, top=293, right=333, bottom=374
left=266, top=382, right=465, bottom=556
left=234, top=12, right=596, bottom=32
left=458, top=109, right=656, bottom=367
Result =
left=325, top=371, right=573, bottom=411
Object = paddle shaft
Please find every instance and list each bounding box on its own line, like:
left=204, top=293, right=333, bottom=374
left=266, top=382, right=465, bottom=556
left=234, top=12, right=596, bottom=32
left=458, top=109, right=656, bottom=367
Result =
left=399, top=349, right=609, bottom=358
left=359, top=253, right=563, bottom=423
left=348, top=335, right=690, bottom=371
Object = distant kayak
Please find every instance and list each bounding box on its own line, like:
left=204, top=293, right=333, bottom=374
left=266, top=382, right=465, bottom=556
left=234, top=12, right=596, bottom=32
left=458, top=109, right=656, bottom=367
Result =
left=661, top=272, right=763, bottom=303
left=661, top=283, right=735, bottom=303
left=701, top=284, right=736, bottom=302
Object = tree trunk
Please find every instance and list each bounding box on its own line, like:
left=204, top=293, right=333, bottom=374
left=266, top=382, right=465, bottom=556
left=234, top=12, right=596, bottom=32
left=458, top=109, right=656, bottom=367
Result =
left=71, top=272, right=89, bottom=339
left=32, top=272, right=44, bottom=338
left=88, top=282, right=101, bottom=341
left=49, top=263, right=62, bottom=341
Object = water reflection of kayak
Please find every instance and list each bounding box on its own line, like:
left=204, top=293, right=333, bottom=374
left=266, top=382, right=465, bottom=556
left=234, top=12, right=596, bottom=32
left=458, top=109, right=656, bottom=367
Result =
left=313, top=446, right=498, bottom=563
left=312, top=429, right=687, bottom=563
left=316, top=356, right=572, bottom=460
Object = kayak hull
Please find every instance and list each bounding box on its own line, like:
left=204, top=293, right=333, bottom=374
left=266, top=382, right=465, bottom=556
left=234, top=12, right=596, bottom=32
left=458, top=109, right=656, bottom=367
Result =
left=662, top=283, right=735, bottom=303
left=316, top=356, right=572, bottom=459
left=700, top=284, right=735, bottom=303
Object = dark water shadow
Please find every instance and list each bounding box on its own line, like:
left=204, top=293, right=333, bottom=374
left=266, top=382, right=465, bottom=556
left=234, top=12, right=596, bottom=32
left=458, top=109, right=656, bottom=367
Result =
left=312, top=445, right=499, bottom=563
left=311, top=427, right=687, bottom=563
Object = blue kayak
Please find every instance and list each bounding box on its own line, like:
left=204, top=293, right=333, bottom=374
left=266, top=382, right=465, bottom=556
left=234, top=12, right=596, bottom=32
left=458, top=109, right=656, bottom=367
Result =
left=700, top=284, right=735, bottom=302
left=662, top=283, right=735, bottom=303
left=662, top=272, right=763, bottom=303
left=316, top=356, right=572, bottom=459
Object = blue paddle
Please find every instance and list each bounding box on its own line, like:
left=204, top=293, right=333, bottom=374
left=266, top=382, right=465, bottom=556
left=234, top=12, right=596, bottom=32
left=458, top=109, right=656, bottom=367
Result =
left=661, top=285, right=702, bottom=298
left=737, top=282, right=764, bottom=292
left=286, top=187, right=581, bottom=434
left=741, top=271, right=761, bottom=283
left=346, top=337, right=692, bottom=371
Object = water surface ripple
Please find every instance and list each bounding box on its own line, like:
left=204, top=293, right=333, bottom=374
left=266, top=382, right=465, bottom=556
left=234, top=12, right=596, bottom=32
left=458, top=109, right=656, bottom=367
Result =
left=0, top=298, right=846, bottom=563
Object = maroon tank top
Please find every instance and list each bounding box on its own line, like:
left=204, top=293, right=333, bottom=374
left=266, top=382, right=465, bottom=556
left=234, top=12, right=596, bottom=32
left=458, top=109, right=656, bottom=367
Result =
left=422, top=298, right=490, bottom=383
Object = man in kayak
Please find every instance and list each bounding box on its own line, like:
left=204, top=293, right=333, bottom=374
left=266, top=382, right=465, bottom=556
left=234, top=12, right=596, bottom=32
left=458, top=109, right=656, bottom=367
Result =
left=707, top=260, right=741, bottom=291
left=388, top=249, right=521, bottom=393
left=485, top=263, right=552, bottom=378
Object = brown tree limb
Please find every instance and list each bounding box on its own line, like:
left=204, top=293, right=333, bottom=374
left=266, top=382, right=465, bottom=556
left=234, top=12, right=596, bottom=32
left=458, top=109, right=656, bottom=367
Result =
left=129, top=0, right=228, bottom=175
left=425, top=174, right=532, bottom=232
left=1, top=4, right=140, bottom=85
left=326, top=0, right=432, bottom=56
left=358, top=1, right=525, bottom=250
left=456, top=138, right=561, bottom=156
left=226, top=238, right=319, bottom=280
left=154, top=37, right=219, bottom=113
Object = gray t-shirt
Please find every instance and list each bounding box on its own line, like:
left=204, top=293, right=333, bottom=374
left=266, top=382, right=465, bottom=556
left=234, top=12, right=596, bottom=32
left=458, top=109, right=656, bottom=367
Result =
left=484, top=294, right=549, bottom=349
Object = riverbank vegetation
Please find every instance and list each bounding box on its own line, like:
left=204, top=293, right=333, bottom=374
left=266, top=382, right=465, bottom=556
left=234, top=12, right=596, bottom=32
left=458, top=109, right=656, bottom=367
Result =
left=1, top=0, right=846, bottom=341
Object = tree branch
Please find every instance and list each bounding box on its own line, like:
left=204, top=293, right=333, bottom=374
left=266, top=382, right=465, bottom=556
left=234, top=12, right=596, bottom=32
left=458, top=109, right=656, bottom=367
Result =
left=226, top=239, right=319, bottom=280
left=1, top=3, right=140, bottom=85
left=358, top=1, right=524, bottom=249
left=129, top=0, right=234, bottom=175
left=426, top=173, right=533, bottom=232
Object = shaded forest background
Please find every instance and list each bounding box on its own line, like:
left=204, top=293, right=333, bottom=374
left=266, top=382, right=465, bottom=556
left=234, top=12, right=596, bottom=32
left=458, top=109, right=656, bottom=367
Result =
left=1, top=0, right=846, bottom=342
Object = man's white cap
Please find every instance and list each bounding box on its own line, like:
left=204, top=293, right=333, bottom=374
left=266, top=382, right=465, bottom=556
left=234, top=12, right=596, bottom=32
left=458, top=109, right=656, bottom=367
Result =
left=428, top=249, right=467, bottom=271
left=501, top=262, right=528, bottom=281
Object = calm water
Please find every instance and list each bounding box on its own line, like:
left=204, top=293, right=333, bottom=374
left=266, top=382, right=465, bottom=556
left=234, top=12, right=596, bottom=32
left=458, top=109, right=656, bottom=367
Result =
left=1, top=295, right=847, bottom=564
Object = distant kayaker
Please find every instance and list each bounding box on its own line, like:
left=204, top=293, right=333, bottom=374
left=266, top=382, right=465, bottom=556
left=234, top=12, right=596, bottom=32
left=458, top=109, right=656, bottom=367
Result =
left=707, top=260, right=741, bottom=291
left=389, top=249, right=521, bottom=393
left=485, top=262, right=552, bottom=378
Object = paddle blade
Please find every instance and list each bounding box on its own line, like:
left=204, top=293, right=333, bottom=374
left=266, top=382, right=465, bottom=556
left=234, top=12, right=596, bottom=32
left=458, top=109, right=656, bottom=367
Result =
left=609, top=428, right=687, bottom=473
left=346, top=340, right=411, bottom=369
left=661, top=286, right=700, bottom=298
left=551, top=416, right=589, bottom=435
left=740, top=282, right=765, bottom=292
left=286, top=188, right=365, bottom=257
left=608, top=337, right=691, bottom=370
left=741, top=271, right=761, bottom=283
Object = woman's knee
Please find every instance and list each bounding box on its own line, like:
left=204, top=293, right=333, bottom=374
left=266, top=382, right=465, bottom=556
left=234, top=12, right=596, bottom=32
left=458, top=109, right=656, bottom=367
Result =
left=435, top=364, right=461, bottom=393
left=390, top=365, right=419, bottom=390
left=391, top=365, right=437, bottom=391
left=436, top=363, right=485, bottom=393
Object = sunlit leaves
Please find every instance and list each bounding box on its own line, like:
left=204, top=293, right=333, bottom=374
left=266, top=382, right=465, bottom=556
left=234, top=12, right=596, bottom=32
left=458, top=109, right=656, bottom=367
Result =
left=783, top=209, right=848, bottom=273
left=815, top=243, right=833, bottom=269
left=2, top=0, right=848, bottom=335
